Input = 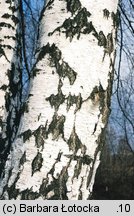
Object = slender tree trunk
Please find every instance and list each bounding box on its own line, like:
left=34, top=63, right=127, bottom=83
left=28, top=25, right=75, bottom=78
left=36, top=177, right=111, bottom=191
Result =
left=0, top=0, right=22, bottom=182
left=0, top=0, right=119, bottom=200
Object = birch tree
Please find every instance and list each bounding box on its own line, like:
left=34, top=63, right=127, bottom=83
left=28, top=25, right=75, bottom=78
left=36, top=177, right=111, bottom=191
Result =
left=0, top=0, right=22, bottom=177
left=0, top=0, right=119, bottom=200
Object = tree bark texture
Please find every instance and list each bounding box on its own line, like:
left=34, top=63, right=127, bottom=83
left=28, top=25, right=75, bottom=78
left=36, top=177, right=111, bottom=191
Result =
left=0, top=0, right=119, bottom=200
left=0, top=0, right=22, bottom=181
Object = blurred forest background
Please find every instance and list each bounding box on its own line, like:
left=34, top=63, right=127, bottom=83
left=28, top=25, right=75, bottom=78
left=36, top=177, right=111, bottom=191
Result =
left=22, top=0, right=134, bottom=199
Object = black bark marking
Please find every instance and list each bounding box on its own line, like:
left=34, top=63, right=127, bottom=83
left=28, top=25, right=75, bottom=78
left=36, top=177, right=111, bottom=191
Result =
left=66, top=0, right=81, bottom=15
left=5, top=153, right=26, bottom=199
left=49, top=7, right=95, bottom=41
left=33, top=124, right=48, bottom=149
left=4, top=36, right=16, bottom=40
left=67, top=93, right=76, bottom=111
left=102, top=32, right=114, bottom=61
left=48, top=152, right=63, bottom=178
left=0, top=45, right=10, bottom=62
left=38, top=113, right=41, bottom=121
left=39, top=152, right=63, bottom=199
left=6, top=181, right=20, bottom=200
left=39, top=173, right=69, bottom=200
left=67, top=126, right=83, bottom=153
left=98, top=31, right=107, bottom=47
left=22, top=129, right=32, bottom=142
left=0, top=85, right=8, bottom=91
left=48, top=114, right=65, bottom=140
left=0, top=22, right=15, bottom=30
left=89, top=86, right=100, bottom=104
left=97, top=30, right=114, bottom=61
left=46, top=91, right=65, bottom=110
left=21, top=101, right=29, bottom=113
left=58, top=166, right=68, bottom=200
left=111, top=10, right=120, bottom=27
left=48, top=167, right=69, bottom=200
left=39, top=0, right=54, bottom=22
left=2, top=13, right=19, bottom=25
left=6, top=185, right=19, bottom=200
left=89, top=83, right=111, bottom=125
left=73, top=154, right=93, bottom=179
left=106, top=33, right=114, bottom=55
left=92, top=122, right=98, bottom=135
left=20, top=152, right=26, bottom=165
left=37, top=43, right=77, bottom=85
left=101, top=71, right=114, bottom=124
left=78, top=177, right=83, bottom=200
left=37, top=43, right=61, bottom=62
left=67, top=93, right=82, bottom=112
left=82, top=155, right=93, bottom=165
left=39, top=178, right=49, bottom=197
left=74, top=158, right=82, bottom=179
left=103, top=9, right=110, bottom=19
left=75, top=93, right=82, bottom=113
left=32, top=68, right=40, bottom=77
left=58, top=61, right=77, bottom=85
left=9, top=6, right=17, bottom=13
left=46, top=80, right=65, bottom=111
left=20, top=188, right=39, bottom=200
left=31, top=152, right=43, bottom=176
left=89, top=84, right=106, bottom=110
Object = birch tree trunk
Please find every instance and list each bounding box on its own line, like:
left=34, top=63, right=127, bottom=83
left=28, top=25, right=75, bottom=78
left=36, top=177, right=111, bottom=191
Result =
left=0, top=0, right=22, bottom=178
left=0, top=0, right=119, bottom=200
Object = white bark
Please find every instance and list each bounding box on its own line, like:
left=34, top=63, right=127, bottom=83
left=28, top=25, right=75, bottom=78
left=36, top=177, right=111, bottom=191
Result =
left=0, top=0, right=119, bottom=199
left=0, top=0, right=22, bottom=177
left=0, top=0, right=16, bottom=136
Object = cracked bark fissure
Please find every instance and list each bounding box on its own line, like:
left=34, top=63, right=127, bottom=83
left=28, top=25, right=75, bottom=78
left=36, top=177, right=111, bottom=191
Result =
left=0, top=0, right=119, bottom=200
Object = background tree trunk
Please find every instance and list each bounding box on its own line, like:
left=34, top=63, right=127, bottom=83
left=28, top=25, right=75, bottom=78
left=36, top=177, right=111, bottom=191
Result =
left=0, top=0, right=22, bottom=178
left=0, top=0, right=119, bottom=200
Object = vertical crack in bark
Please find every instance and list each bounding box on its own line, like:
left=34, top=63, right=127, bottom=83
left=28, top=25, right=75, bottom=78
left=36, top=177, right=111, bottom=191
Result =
left=78, top=176, right=84, bottom=200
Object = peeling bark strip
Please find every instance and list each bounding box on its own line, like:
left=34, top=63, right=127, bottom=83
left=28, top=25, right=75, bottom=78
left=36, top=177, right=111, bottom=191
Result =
left=0, top=0, right=22, bottom=177
left=0, top=0, right=119, bottom=200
